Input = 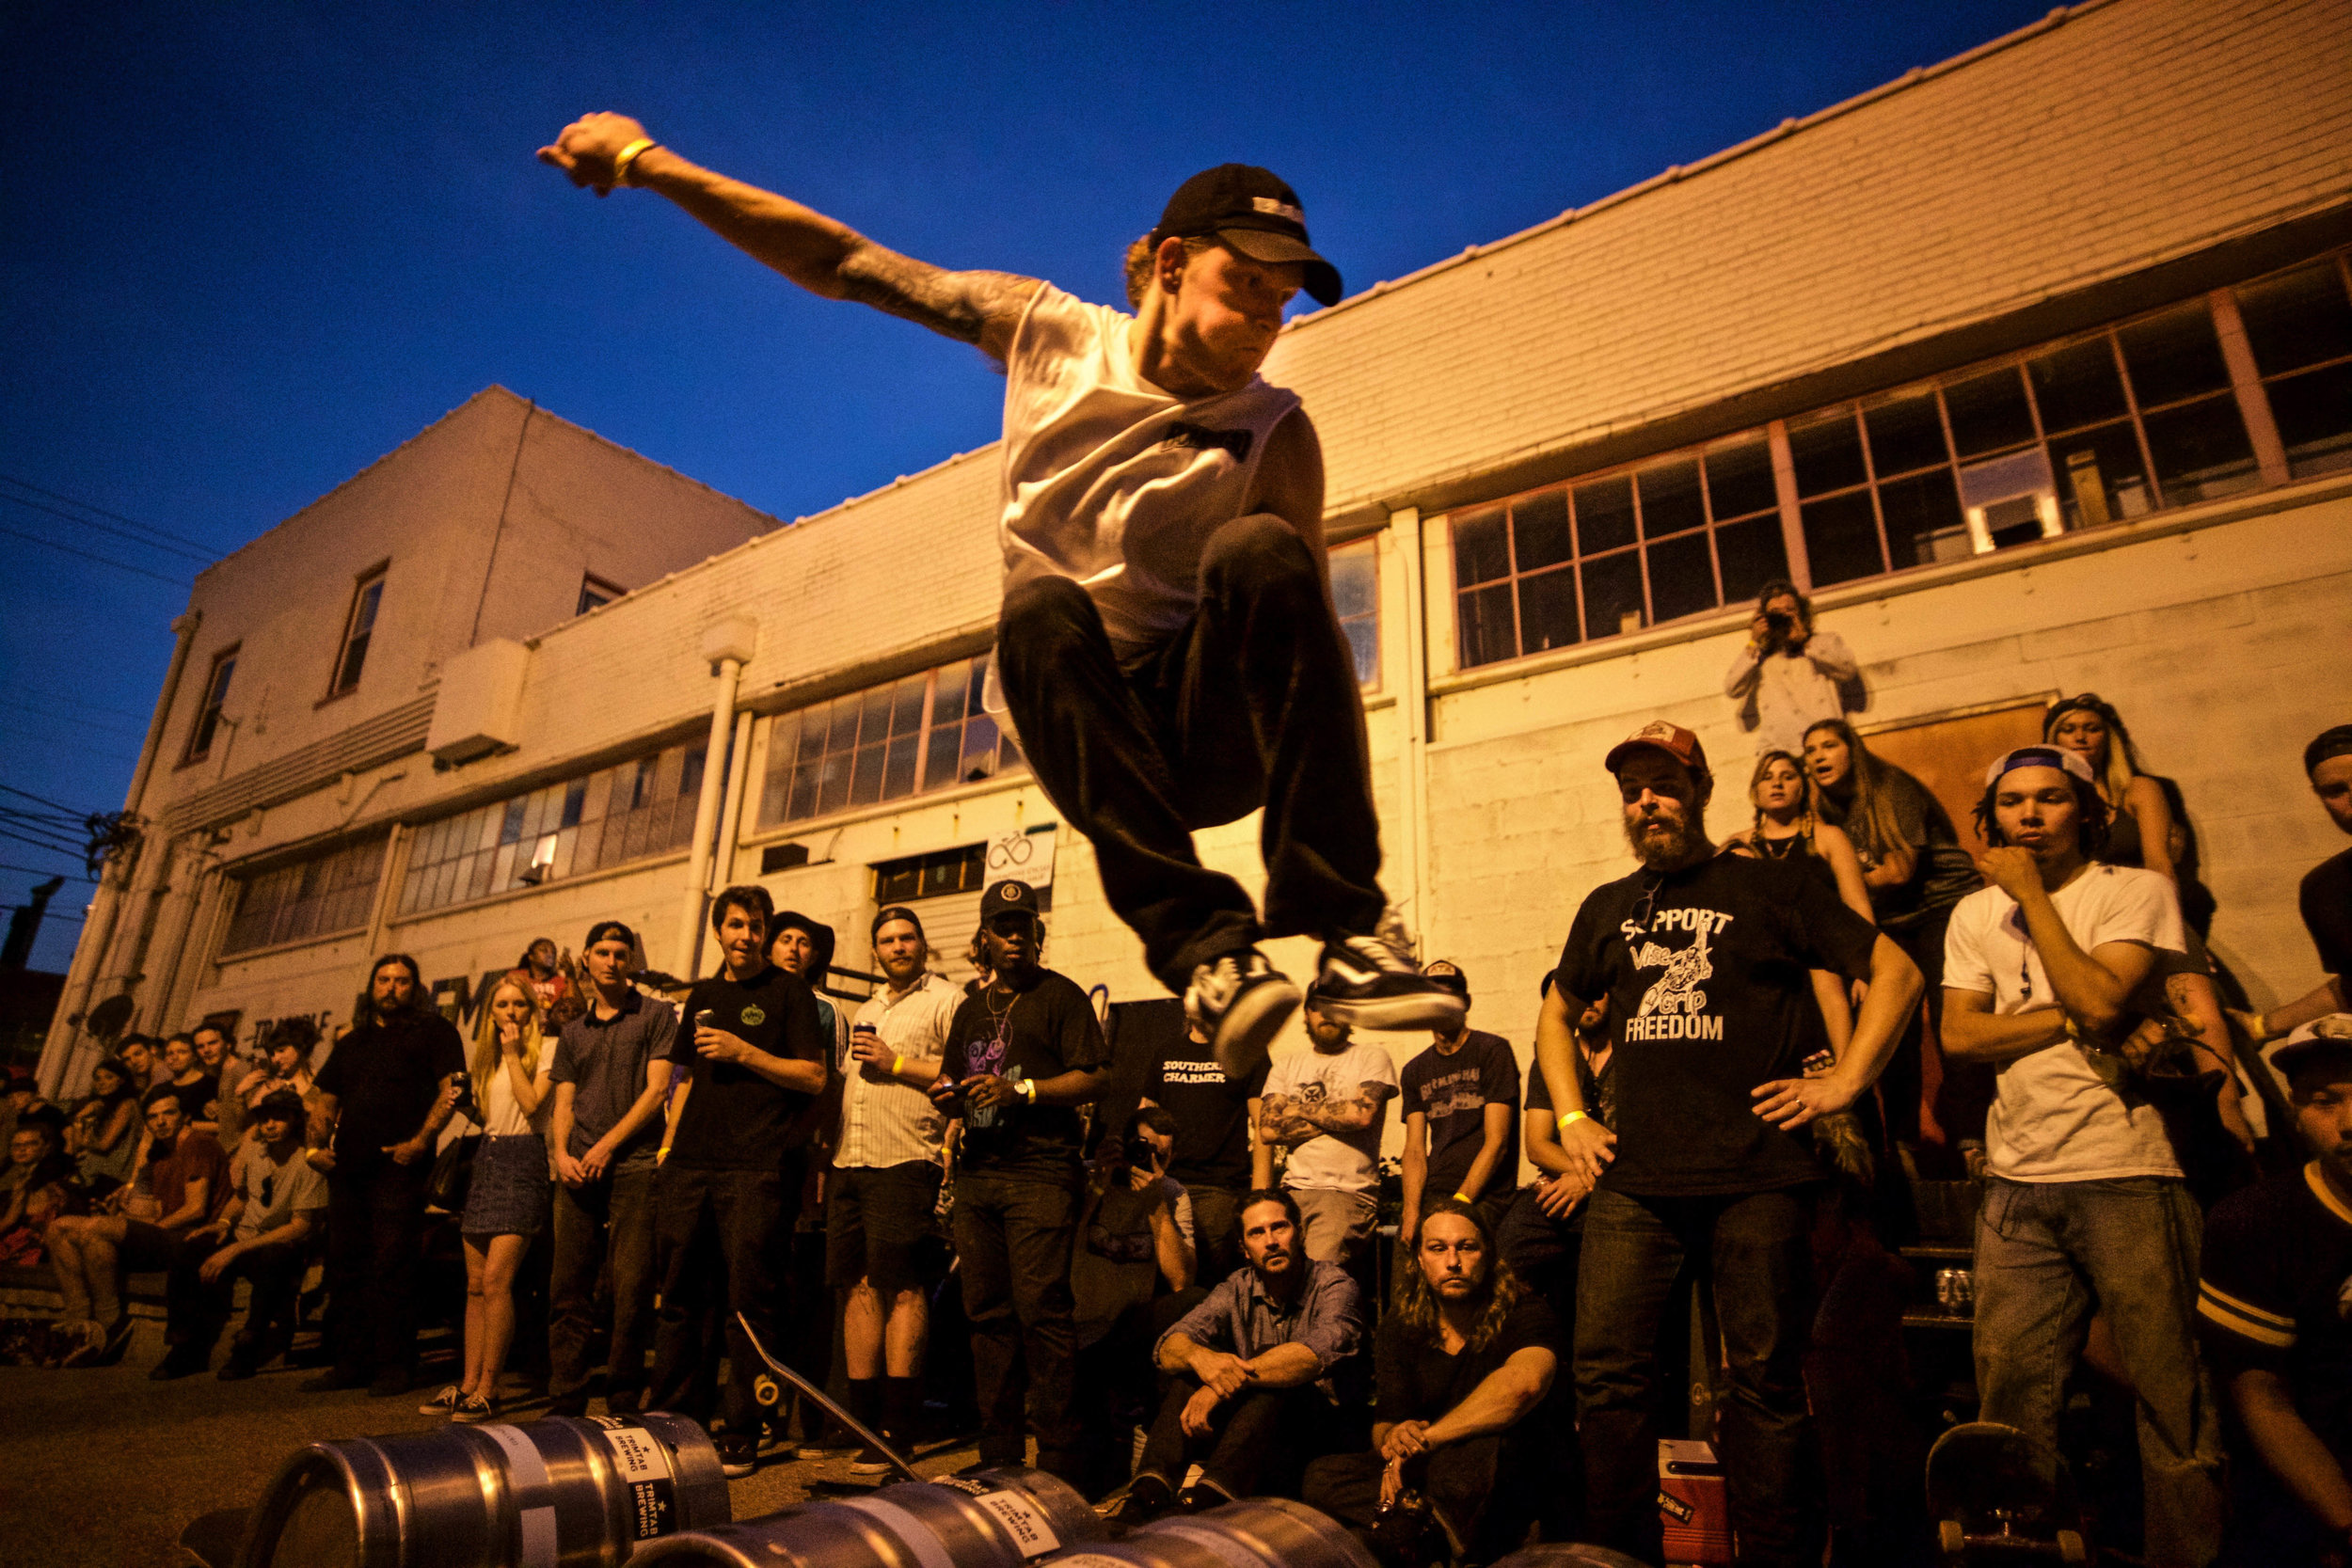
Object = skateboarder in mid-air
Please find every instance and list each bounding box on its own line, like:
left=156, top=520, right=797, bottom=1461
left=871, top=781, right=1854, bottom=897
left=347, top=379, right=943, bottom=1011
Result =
left=540, top=115, right=1464, bottom=1071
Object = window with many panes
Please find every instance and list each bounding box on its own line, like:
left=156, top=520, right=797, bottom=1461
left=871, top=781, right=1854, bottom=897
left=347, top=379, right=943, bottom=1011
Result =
left=396, top=738, right=706, bottom=916
left=873, top=845, right=988, bottom=903
left=1330, top=539, right=1381, bottom=688
left=183, top=646, right=237, bottom=763
left=1450, top=251, right=2348, bottom=671
left=2234, top=254, right=2352, bottom=480
left=222, top=834, right=388, bottom=956
left=330, top=566, right=386, bottom=696
left=757, top=653, right=1025, bottom=828
left=1453, top=435, right=1786, bottom=668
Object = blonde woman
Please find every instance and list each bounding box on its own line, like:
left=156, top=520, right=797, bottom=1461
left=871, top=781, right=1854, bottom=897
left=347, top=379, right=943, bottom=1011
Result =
left=2043, top=695, right=2185, bottom=883
left=421, top=977, right=554, bottom=1421
left=1730, top=750, right=1876, bottom=1051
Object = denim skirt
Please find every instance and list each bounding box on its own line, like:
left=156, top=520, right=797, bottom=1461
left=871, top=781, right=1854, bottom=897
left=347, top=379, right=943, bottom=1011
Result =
left=462, top=1132, right=552, bottom=1238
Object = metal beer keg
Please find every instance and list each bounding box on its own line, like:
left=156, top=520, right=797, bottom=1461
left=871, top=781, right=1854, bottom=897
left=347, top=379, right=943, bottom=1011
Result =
left=1047, top=1497, right=1376, bottom=1568
left=237, top=1412, right=729, bottom=1568
left=1489, top=1544, right=1653, bottom=1567
left=634, top=1466, right=1099, bottom=1568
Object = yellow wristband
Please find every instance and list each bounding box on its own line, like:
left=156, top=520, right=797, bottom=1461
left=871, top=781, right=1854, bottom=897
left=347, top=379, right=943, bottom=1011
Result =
left=1558, top=1111, right=1587, bottom=1131
left=612, top=137, right=658, bottom=187
left=891, top=1054, right=905, bottom=1077
left=1021, top=1079, right=1038, bottom=1102
left=1452, top=1191, right=1472, bottom=1204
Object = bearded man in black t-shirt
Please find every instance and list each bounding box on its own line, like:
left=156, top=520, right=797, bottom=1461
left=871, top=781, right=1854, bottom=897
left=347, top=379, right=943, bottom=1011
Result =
left=1534, top=721, right=1922, bottom=1568
left=649, top=884, right=828, bottom=1479
left=929, top=879, right=1111, bottom=1482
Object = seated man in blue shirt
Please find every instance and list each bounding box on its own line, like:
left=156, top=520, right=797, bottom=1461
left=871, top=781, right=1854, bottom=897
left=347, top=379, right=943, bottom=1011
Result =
left=1106, top=1188, right=1363, bottom=1518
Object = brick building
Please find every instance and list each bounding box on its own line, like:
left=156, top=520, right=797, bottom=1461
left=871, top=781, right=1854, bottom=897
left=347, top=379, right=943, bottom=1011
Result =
left=41, top=0, right=2352, bottom=1175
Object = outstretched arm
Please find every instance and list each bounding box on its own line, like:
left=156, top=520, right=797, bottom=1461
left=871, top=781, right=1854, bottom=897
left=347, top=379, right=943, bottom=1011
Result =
left=540, top=113, right=1041, bottom=360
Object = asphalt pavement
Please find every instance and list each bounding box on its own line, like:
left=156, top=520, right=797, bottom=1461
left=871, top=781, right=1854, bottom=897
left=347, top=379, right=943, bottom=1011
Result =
left=0, top=1316, right=985, bottom=1568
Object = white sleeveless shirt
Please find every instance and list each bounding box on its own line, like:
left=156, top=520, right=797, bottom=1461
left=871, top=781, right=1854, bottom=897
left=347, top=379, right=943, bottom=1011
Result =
left=997, top=285, right=1303, bottom=657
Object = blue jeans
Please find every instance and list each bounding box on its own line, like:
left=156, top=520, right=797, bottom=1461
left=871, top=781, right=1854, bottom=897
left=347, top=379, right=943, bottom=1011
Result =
left=1973, top=1176, right=2224, bottom=1568
left=1575, top=1185, right=1820, bottom=1568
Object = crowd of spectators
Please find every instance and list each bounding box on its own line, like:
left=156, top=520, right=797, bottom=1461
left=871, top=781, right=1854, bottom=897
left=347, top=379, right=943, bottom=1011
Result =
left=1, top=594, right=2346, bottom=1566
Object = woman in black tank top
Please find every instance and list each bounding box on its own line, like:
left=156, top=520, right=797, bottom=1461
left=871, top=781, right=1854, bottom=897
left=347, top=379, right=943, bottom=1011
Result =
left=1727, top=751, right=1875, bottom=922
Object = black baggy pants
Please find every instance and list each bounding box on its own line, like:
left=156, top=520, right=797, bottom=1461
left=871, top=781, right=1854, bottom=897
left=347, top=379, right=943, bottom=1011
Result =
left=993, top=514, right=1386, bottom=991
left=648, top=1163, right=788, bottom=1436
left=324, top=1160, right=429, bottom=1380
left=166, top=1236, right=307, bottom=1357
left=1137, top=1373, right=1338, bottom=1498
left=548, top=1163, right=659, bottom=1405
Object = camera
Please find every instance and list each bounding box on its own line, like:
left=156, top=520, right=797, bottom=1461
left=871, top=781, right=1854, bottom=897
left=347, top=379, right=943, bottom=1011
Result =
left=1764, top=610, right=1796, bottom=641
left=1122, top=1132, right=1156, bottom=1170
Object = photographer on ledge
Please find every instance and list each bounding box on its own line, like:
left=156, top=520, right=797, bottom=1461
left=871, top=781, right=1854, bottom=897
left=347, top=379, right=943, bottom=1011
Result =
left=1724, top=578, right=1861, bottom=756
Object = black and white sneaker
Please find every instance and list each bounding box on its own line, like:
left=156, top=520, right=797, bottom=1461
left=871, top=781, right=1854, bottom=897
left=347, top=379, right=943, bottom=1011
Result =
left=1184, top=948, right=1301, bottom=1078
left=717, top=1436, right=758, bottom=1479
left=1312, top=917, right=1466, bottom=1033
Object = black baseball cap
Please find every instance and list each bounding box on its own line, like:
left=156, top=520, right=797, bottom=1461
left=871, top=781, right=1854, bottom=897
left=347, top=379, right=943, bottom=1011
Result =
left=583, top=920, right=637, bottom=952
left=1154, top=164, right=1343, bottom=308
left=981, top=879, right=1042, bottom=922
left=872, top=905, right=926, bottom=940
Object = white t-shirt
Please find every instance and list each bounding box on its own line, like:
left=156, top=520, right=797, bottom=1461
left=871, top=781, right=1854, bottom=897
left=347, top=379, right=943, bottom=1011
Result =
left=998, top=285, right=1304, bottom=656
left=478, top=1050, right=556, bottom=1139
left=1264, top=1040, right=1398, bottom=1196
left=1944, top=863, right=2185, bottom=1182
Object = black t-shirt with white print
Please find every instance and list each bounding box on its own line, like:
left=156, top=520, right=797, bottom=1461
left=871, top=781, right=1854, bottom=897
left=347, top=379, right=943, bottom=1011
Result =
left=1401, top=1030, right=1520, bottom=1202
left=1151, top=1032, right=1266, bottom=1192
left=1552, top=849, right=1877, bottom=1197
left=943, top=970, right=1109, bottom=1183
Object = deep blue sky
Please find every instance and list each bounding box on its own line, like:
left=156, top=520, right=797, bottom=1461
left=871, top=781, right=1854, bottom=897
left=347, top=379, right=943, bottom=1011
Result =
left=0, top=0, right=2051, bottom=972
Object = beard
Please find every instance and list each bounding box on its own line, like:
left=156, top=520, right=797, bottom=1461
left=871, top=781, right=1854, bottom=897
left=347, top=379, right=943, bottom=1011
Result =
left=1622, top=809, right=1708, bottom=869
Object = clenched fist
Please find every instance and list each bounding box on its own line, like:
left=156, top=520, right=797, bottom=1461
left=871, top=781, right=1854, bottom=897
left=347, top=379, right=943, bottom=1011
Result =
left=537, top=112, right=654, bottom=196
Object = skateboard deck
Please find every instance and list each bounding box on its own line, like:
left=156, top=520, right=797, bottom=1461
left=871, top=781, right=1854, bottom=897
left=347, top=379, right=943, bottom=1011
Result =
left=1925, top=1421, right=2091, bottom=1563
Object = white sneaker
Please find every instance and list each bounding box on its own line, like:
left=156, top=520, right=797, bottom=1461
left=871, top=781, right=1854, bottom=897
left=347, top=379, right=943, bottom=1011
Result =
left=1184, top=948, right=1301, bottom=1078
left=417, top=1384, right=463, bottom=1417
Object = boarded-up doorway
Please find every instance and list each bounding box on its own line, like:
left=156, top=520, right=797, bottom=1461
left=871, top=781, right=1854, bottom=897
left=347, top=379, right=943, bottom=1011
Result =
left=1862, top=695, right=2057, bottom=857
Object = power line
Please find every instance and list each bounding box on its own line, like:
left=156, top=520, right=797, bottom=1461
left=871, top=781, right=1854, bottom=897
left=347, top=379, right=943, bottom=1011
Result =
left=0, top=697, right=143, bottom=737
left=0, top=782, right=93, bottom=816
left=0, top=490, right=215, bottom=564
left=0, top=471, right=216, bottom=556
left=0, top=522, right=190, bottom=587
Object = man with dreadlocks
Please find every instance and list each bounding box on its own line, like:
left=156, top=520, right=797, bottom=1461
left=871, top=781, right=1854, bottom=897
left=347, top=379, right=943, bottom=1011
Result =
left=1303, top=1200, right=1561, bottom=1564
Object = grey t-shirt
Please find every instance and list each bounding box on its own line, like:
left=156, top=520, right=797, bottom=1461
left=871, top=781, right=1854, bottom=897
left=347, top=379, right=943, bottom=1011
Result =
left=549, top=990, right=678, bottom=1169
left=231, top=1144, right=327, bottom=1243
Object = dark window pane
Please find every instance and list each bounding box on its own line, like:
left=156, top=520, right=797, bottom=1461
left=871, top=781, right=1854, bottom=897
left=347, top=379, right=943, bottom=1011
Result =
left=890, top=673, right=926, bottom=734
left=1454, top=508, right=1510, bottom=586
left=817, top=752, right=851, bottom=816
left=2268, top=361, right=2352, bottom=478
left=1580, top=551, right=1645, bottom=639
left=1705, top=439, right=1776, bottom=520
left=679, top=748, right=705, bottom=801
left=1646, top=531, right=1716, bottom=623
left=1788, top=410, right=1867, bottom=497
left=2027, top=338, right=2131, bottom=434
left=1878, top=468, right=1967, bottom=569
left=560, top=780, right=586, bottom=830
left=1517, top=566, right=1581, bottom=654
left=2048, top=420, right=2154, bottom=528
left=1801, top=491, right=1883, bottom=585
left=2119, top=301, right=2232, bottom=408
left=825, top=699, right=858, bottom=756
left=933, top=661, right=969, bottom=725
left=1637, top=462, right=1705, bottom=538
left=1943, top=367, right=2037, bottom=457
left=1863, top=392, right=1948, bottom=477
left=1573, top=475, right=1636, bottom=554
left=850, top=741, right=885, bottom=806
left=1714, top=515, right=1788, bottom=604
left=501, top=797, right=527, bottom=844
left=1511, top=490, right=1573, bottom=572
left=2237, top=261, right=2352, bottom=378
left=1456, top=582, right=1517, bottom=668
left=2142, top=393, right=2259, bottom=504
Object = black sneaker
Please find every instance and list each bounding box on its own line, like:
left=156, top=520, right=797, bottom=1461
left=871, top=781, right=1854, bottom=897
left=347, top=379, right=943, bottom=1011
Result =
left=1096, top=1470, right=1174, bottom=1524
left=1311, top=917, right=1465, bottom=1034
left=1176, top=1474, right=1236, bottom=1514
left=149, top=1347, right=208, bottom=1381
left=1184, top=948, right=1301, bottom=1078
left=717, top=1437, right=758, bottom=1480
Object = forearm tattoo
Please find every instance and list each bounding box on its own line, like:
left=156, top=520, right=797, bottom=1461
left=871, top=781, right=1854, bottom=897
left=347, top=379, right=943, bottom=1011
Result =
left=837, top=242, right=1032, bottom=346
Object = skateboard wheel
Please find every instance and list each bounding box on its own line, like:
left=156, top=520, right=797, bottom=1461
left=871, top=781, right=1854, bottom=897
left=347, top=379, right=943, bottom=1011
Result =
left=2058, top=1528, right=2087, bottom=1562
left=1938, top=1519, right=1964, bottom=1558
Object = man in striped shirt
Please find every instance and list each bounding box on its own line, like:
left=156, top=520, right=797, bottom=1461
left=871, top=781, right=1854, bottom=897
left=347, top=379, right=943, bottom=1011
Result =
left=834, top=905, right=961, bottom=1471
left=2199, top=1022, right=2352, bottom=1562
